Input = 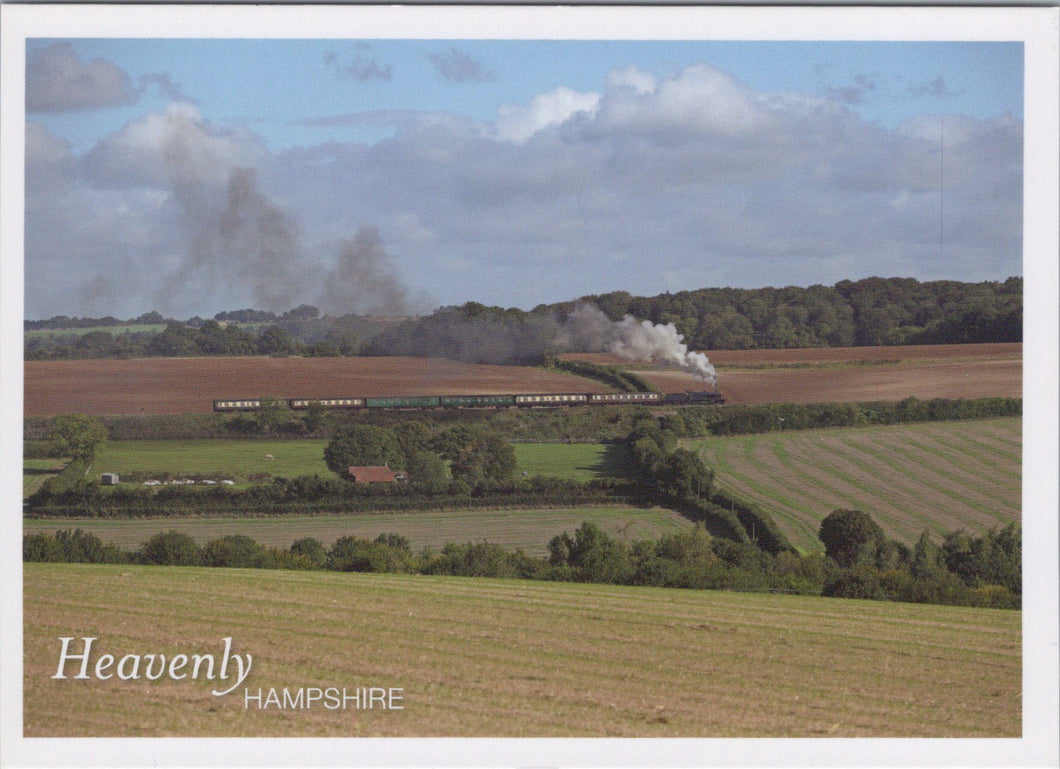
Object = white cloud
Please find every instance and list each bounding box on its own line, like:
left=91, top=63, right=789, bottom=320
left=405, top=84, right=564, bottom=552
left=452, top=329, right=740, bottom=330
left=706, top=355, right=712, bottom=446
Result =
left=84, top=102, right=264, bottom=189
left=24, top=59, right=1023, bottom=319
left=594, top=63, right=767, bottom=139
left=606, top=65, right=656, bottom=94
left=492, top=86, right=601, bottom=143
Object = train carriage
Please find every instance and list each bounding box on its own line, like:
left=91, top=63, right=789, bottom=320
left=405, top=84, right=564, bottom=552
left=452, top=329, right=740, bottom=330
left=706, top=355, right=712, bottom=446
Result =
left=513, top=393, right=589, bottom=406
left=588, top=392, right=662, bottom=404
left=365, top=395, right=441, bottom=409
left=288, top=397, right=365, bottom=409
left=439, top=394, right=518, bottom=408
left=213, top=398, right=263, bottom=411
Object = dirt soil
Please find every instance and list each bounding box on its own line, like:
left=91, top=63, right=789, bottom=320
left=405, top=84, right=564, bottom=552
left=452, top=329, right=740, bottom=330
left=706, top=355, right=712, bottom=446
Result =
left=571, top=343, right=1021, bottom=405
left=24, top=343, right=1022, bottom=415
left=23, top=356, right=609, bottom=417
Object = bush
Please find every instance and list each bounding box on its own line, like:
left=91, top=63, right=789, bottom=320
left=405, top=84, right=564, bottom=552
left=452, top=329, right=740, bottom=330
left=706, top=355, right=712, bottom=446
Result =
left=23, top=533, right=65, bottom=562
left=139, top=530, right=202, bottom=566
left=289, top=537, right=327, bottom=569
left=202, top=535, right=267, bottom=568
left=326, top=535, right=413, bottom=573
left=822, top=569, right=886, bottom=600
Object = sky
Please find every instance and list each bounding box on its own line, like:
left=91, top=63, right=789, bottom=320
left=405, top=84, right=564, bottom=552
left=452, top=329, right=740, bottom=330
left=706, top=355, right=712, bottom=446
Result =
left=23, top=35, right=1024, bottom=320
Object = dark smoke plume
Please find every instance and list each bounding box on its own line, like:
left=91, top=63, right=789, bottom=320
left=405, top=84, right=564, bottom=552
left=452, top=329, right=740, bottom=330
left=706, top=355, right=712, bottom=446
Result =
left=318, top=227, right=412, bottom=316
left=367, top=301, right=717, bottom=386
left=158, top=166, right=309, bottom=312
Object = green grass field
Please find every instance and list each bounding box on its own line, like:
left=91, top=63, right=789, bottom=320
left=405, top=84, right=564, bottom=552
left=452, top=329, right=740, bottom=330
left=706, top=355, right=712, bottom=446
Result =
left=88, top=440, right=631, bottom=486
left=689, top=417, right=1021, bottom=552
left=22, top=506, right=689, bottom=556
left=23, top=562, right=1021, bottom=738
left=24, top=323, right=169, bottom=339
left=23, top=458, right=67, bottom=497
left=511, top=441, right=633, bottom=481
left=91, top=439, right=329, bottom=483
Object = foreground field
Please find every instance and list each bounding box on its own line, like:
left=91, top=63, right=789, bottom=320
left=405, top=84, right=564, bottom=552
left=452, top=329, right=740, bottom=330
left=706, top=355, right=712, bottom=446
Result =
left=690, top=417, right=1021, bottom=552
left=22, top=506, right=689, bottom=557
left=23, top=563, right=1020, bottom=737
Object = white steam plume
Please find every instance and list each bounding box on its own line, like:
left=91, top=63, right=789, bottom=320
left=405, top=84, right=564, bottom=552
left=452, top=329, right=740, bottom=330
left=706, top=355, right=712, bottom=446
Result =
left=560, top=304, right=718, bottom=387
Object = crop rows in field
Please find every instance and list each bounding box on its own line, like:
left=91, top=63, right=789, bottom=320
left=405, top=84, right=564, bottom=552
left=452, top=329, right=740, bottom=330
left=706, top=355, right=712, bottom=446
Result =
left=690, top=417, right=1021, bottom=552
left=23, top=562, right=1020, bottom=738
left=22, top=507, right=690, bottom=557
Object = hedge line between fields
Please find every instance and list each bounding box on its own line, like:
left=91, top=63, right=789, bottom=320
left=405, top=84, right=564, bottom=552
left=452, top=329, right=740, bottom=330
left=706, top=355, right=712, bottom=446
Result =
left=25, top=397, right=1022, bottom=445
left=25, top=476, right=646, bottom=518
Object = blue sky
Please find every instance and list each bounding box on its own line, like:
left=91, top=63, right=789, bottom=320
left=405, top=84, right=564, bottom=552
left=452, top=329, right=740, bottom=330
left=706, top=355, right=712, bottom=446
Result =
left=28, top=39, right=1023, bottom=152
left=24, top=36, right=1024, bottom=319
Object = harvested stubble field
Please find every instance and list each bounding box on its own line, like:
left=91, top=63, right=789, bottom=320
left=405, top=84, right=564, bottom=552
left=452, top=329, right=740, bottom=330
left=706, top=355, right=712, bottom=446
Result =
left=22, top=506, right=690, bottom=557
left=690, top=417, right=1021, bottom=552
left=23, top=356, right=610, bottom=417
left=24, top=563, right=1020, bottom=738
left=569, top=342, right=1022, bottom=405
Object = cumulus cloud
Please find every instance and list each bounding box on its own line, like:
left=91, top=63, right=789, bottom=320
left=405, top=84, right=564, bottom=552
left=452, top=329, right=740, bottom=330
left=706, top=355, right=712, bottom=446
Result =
left=593, top=63, right=768, bottom=138
left=24, top=58, right=1023, bottom=320
left=27, top=42, right=138, bottom=112
left=493, top=87, right=601, bottom=143
left=607, top=65, right=656, bottom=94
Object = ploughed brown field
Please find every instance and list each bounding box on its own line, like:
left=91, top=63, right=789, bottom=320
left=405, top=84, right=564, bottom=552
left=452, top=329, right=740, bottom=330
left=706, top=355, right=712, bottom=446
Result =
left=23, top=357, right=609, bottom=417
left=569, top=343, right=1022, bottom=405
left=24, top=343, right=1022, bottom=416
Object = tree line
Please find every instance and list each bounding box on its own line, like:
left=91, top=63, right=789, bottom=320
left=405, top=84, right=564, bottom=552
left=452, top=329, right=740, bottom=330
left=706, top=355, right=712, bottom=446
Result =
left=24, top=514, right=1021, bottom=610
left=579, top=275, right=1022, bottom=349
left=25, top=276, right=1021, bottom=360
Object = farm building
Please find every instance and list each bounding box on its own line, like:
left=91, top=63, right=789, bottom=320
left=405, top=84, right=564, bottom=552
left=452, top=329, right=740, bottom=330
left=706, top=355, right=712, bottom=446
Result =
left=100, top=473, right=119, bottom=485
left=347, top=466, right=406, bottom=484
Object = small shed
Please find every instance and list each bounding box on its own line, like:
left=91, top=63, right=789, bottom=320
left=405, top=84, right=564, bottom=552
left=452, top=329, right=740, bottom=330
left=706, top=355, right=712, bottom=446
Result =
left=347, top=465, right=398, bottom=484
left=100, top=473, right=119, bottom=486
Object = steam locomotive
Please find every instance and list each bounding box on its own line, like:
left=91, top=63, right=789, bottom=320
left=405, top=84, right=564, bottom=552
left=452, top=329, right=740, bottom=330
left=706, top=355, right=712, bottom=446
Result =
left=213, top=389, right=723, bottom=412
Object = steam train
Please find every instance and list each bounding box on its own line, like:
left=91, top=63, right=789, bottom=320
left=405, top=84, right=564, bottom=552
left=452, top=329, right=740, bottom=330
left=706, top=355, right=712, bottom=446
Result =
left=213, top=389, right=724, bottom=412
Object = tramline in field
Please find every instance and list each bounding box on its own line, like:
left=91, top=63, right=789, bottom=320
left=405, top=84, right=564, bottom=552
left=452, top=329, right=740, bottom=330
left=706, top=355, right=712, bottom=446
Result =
left=214, top=389, right=724, bottom=412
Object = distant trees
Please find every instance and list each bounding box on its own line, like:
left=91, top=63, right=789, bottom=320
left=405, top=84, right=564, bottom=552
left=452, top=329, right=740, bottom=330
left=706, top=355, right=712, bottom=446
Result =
left=25, top=514, right=1021, bottom=610
left=817, top=510, right=1021, bottom=608
left=582, top=276, right=1021, bottom=350
left=25, top=276, right=1021, bottom=361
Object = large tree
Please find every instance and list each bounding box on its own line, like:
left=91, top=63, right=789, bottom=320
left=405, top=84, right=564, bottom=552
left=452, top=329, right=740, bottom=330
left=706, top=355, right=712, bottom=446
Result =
left=324, top=425, right=404, bottom=475
left=430, top=425, right=515, bottom=486
left=50, top=413, right=107, bottom=460
left=818, top=509, right=886, bottom=569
